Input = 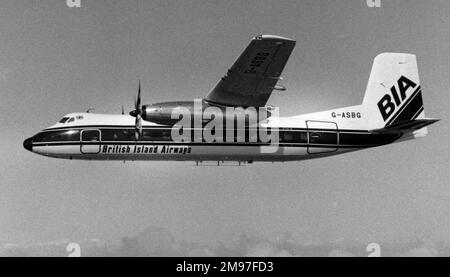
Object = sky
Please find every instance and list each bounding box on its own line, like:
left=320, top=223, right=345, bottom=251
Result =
left=0, top=0, right=449, bottom=256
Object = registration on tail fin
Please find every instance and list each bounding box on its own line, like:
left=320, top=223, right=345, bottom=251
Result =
left=363, top=53, right=438, bottom=134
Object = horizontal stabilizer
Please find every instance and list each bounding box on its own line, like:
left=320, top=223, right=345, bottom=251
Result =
left=372, top=118, right=440, bottom=133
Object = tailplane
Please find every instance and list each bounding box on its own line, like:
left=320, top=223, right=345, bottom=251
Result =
left=372, top=118, right=439, bottom=134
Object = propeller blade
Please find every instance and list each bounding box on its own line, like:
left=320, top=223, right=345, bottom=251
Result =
left=130, top=80, right=144, bottom=140
left=135, top=116, right=139, bottom=140
left=135, top=114, right=142, bottom=140
left=136, top=80, right=141, bottom=110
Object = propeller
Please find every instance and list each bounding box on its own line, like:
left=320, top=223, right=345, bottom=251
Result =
left=129, top=80, right=143, bottom=140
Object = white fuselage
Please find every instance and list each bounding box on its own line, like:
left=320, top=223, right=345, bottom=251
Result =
left=24, top=108, right=404, bottom=163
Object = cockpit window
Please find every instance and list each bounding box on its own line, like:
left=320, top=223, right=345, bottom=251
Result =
left=59, top=117, right=70, bottom=123
left=67, top=117, right=75, bottom=123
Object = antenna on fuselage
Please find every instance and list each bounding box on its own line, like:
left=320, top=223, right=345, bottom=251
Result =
left=121, top=104, right=125, bottom=115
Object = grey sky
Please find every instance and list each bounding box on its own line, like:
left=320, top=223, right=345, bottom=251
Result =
left=0, top=0, right=449, bottom=255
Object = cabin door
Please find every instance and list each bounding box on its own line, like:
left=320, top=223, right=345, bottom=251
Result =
left=80, top=129, right=101, bottom=154
left=306, top=121, right=338, bottom=154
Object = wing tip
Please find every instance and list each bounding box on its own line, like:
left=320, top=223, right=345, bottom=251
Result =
left=253, top=34, right=296, bottom=42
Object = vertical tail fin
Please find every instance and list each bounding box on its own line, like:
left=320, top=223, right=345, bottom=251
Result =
left=363, top=53, right=426, bottom=131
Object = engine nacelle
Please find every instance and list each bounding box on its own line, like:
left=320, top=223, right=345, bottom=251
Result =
left=141, top=101, right=271, bottom=126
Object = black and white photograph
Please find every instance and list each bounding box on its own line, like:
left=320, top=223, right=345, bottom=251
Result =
left=0, top=0, right=449, bottom=264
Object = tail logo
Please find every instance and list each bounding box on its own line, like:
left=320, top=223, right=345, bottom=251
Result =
left=377, top=76, right=417, bottom=121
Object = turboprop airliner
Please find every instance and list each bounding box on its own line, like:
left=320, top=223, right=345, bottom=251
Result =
left=23, top=35, right=438, bottom=163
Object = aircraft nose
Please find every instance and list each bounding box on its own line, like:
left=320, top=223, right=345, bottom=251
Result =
left=23, top=137, right=33, bottom=152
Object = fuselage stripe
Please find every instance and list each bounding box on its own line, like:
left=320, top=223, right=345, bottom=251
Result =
left=32, top=142, right=372, bottom=149
left=43, top=125, right=371, bottom=133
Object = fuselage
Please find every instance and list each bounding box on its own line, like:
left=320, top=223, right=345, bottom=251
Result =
left=23, top=109, right=404, bottom=163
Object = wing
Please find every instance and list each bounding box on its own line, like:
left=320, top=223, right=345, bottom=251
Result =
left=204, top=35, right=296, bottom=107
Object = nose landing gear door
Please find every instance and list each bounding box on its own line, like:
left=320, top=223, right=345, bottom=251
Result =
left=306, top=121, right=338, bottom=154
left=80, top=130, right=101, bottom=154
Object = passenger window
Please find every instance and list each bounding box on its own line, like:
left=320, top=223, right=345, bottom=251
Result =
left=162, top=130, right=171, bottom=140
left=308, top=132, right=337, bottom=144
left=99, top=129, right=133, bottom=141
left=248, top=128, right=258, bottom=142
left=142, top=129, right=154, bottom=140
left=59, top=117, right=69, bottom=123
left=295, top=132, right=308, bottom=143
left=309, top=132, right=320, bottom=143
left=142, top=129, right=172, bottom=141
left=82, top=130, right=100, bottom=142
left=280, top=131, right=307, bottom=143
left=283, top=132, right=294, bottom=142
